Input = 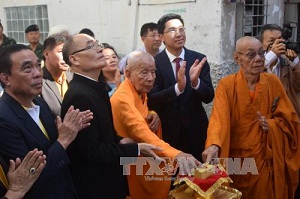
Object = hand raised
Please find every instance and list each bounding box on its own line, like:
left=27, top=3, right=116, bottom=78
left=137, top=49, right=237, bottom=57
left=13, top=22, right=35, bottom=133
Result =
left=57, top=106, right=93, bottom=149
left=6, top=149, right=46, bottom=199
left=189, top=57, right=207, bottom=87
left=177, top=61, right=186, bottom=92
left=270, top=39, right=286, bottom=57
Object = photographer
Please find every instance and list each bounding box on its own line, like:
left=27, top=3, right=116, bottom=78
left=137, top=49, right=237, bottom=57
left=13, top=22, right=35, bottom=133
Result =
left=259, top=24, right=300, bottom=117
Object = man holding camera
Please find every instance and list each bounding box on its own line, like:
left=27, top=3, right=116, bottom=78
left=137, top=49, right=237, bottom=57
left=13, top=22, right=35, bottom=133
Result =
left=259, top=24, right=300, bottom=117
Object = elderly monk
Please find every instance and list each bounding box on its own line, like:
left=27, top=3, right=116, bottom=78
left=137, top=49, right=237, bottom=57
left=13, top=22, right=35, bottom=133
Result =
left=110, top=51, right=201, bottom=199
left=202, top=36, right=300, bottom=199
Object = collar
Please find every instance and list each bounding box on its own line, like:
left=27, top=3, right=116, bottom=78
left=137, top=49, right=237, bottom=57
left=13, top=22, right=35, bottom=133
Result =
left=74, top=72, right=98, bottom=82
left=165, top=48, right=185, bottom=62
left=54, top=72, right=66, bottom=84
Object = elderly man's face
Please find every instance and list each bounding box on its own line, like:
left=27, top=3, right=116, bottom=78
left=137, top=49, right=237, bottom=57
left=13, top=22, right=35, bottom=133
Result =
left=2, top=49, right=42, bottom=99
left=234, top=39, right=265, bottom=76
left=128, top=60, right=156, bottom=95
left=70, top=34, right=106, bottom=72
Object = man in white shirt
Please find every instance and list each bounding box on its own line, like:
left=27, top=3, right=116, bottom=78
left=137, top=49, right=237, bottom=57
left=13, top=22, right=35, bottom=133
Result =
left=259, top=24, right=300, bottom=117
left=119, top=22, right=163, bottom=73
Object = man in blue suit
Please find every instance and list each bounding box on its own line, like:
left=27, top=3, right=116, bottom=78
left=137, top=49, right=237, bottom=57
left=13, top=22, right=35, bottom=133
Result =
left=148, top=13, right=214, bottom=161
left=0, top=44, right=92, bottom=199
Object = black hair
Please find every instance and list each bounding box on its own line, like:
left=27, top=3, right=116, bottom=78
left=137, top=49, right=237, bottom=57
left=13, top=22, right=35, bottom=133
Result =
left=258, top=24, right=282, bottom=41
left=43, top=33, right=69, bottom=60
left=157, top=13, right=184, bottom=34
left=79, top=28, right=95, bottom=38
left=102, top=43, right=119, bottom=59
left=0, top=44, right=30, bottom=87
left=140, top=22, right=158, bottom=37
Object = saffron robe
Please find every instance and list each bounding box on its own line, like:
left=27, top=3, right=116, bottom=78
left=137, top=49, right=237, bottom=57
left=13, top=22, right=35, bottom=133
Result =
left=111, top=78, right=181, bottom=199
left=205, top=70, right=300, bottom=199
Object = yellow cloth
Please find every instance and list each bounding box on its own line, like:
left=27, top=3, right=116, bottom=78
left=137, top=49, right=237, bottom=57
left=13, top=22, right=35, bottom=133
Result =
left=54, top=72, right=68, bottom=98
left=205, top=70, right=300, bottom=199
left=38, top=119, right=50, bottom=140
left=22, top=104, right=50, bottom=140
left=111, top=78, right=181, bottom=199
left=0, top=165, right=8, bottom=190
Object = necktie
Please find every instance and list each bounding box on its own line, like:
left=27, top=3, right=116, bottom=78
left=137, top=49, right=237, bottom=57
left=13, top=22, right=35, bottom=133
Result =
left=174, top=57, right=181, bottom=80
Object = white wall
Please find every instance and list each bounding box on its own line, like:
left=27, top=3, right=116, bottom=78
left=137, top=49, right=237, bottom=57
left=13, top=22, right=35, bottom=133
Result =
left=0, top=0, right=224, bottom=63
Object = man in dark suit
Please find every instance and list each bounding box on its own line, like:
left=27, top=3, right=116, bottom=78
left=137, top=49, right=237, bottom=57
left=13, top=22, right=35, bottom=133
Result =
left=0, top=44, right=93, bottom=199
left=148, top=13, right=215, bottom=161
left=41, top=33, right=73, bottom=117
left=61, top=33, right=162, bottom=199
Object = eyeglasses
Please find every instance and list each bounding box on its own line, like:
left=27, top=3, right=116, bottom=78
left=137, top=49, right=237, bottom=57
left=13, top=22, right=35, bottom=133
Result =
left=71, top=41, right=104, bottom=55
left=163, top=27, right=186, bottom=35
left=236, top=50, right=265, bottom=59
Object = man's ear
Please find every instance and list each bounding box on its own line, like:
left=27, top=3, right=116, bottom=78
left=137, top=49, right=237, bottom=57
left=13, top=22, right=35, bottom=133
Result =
left=0, top=73, right=10, bottom=87
left=233, top=52, right=240, bottom=64
left=124, top=69, right=130, bottom=79
left=69, top=55, right=78, bottom=66
left=43, top=49, right=49, bottom=59
left=141, top=36, right=146, bottom=43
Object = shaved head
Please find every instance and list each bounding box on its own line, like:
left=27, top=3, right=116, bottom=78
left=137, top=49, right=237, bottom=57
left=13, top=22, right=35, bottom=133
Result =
left=126, top=51, right=154, bottom=72
left=236, top=36, right=261, bottom=52
left=125, top=51, right=156, bottom=95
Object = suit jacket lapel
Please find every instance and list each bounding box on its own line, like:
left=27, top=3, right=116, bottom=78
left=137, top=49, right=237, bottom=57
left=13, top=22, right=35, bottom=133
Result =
left=2, top=93, right=52, bottom=148
left=184, top=48, right=193, bottom=80
left=34, top=98, right=57, bottom=144
left=42, top=67, right=63, bottom=103
left=159, top=50, right=177, bottom=84
left=44, top=79, right=63, bottom=103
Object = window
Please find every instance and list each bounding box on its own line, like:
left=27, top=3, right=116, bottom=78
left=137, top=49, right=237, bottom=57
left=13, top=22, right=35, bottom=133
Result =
left=236, top=0, right=268, bottom=38
left=5, top=5, right=49, bottom=44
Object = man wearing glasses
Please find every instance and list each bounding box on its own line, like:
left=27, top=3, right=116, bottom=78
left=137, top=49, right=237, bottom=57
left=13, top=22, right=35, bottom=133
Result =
left=203, top=36, right=300, bottom=198
left=61, top=34, right=163, bottom=199
left=148, top=13, right=214, bottom=162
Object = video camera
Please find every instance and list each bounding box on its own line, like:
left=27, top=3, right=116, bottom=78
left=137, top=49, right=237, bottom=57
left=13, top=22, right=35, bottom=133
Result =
left=282, top=21, right=300, bottom=53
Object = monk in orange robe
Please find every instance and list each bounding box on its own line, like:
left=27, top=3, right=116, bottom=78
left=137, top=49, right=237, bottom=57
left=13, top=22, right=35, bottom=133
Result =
left=202, top=36, right=300, bottom=199
left=110, top=51, right=201, bottom=199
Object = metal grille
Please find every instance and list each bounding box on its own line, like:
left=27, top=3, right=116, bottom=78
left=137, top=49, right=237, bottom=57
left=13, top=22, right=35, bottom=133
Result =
left=5, top=5, right=49, bottom=44
left=242, top=0, right=268, bottom=37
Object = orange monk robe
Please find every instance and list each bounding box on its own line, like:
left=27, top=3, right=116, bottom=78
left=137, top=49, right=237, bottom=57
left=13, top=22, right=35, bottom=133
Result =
left=110, top=78, right=181, bottom=199
left=205, top=70, right=300, bottom=199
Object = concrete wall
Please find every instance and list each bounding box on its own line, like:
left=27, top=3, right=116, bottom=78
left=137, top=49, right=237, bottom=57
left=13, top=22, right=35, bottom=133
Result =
left=0, top=0, right=287, bottom=115
left=0, top=0, right=225, bottom=62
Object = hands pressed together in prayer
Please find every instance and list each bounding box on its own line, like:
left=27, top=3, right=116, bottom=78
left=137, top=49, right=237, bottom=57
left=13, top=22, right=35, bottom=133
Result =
left=57, top=105, right=93, bottom=149
left=177, top=57, right=207, bottom=92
